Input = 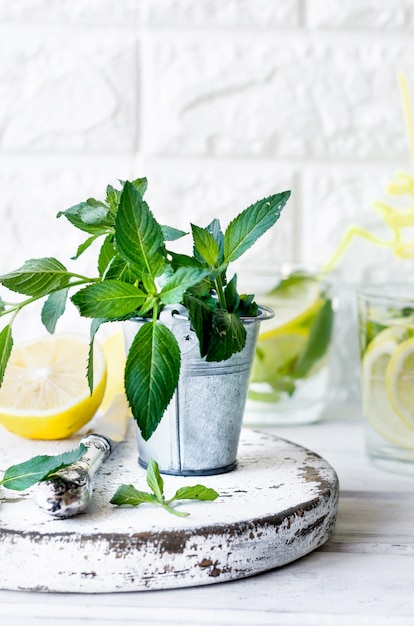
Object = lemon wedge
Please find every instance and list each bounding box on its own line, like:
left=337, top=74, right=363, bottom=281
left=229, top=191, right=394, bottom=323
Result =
left=386, top=336, right=414, bottom=429
left=0, top=334, right=106, bottom=440
left=361, top=327, right=414, bottom=449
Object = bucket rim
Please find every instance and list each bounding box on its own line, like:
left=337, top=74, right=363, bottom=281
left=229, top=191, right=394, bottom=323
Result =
left=127, top=303, right=275, bottom=325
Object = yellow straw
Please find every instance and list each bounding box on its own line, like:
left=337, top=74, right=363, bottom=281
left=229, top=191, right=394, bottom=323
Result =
left=397, top=71, right=414, bottom=172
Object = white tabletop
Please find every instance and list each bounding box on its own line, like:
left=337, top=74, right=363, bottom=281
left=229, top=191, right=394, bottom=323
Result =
left=1, top=403, right=413, bottom=626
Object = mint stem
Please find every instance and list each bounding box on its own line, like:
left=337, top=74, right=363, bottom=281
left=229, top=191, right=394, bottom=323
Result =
left=214, top=275, right=226, bottom=309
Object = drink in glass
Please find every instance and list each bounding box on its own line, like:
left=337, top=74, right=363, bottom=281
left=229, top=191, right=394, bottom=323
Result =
left=357, top=285, right=414, bottom=473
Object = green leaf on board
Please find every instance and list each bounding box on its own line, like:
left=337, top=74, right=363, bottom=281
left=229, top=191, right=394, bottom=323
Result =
left=110, top=458, right=219, bottom=517
left=146, top=458, right=164, bottom=501
left=110, top=484, right=158, bottom=506
left=169, top=485, right=219, bottom=503
left=0, top=445, right=87, bottom=491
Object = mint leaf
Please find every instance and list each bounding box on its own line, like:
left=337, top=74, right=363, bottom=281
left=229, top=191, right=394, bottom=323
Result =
left=72, top=234, right=100, bottom=260
left=111, top=458, right=219, bottom=517
left=169, top=485, right=219, bottom=503
left=0, top=258, right=72, bottom=297
left=0, top=325, right=13, bottom=386
left=104, top=257, right=137, bottom=284
left=57, top=200, right=113, bottom=235
left=98, top=235, right=117, bottom=277
left=223, top=191, right=290, bottom=263
left=159, top=267, right=208, bottom=305
left=161, top=225, right=187, bottom=241
left=169, top=252, right=205, bottom=270
left=114, top=182, right=166, bottom=279
left=0, top=445, right=87, bottom=491
left=224, top=274, right=240, bottom=312
left=105, top=184, right=121, bottom=211
left=125, top=323, right=181, bottom=441
left=206, top=309, right=246, bottom=362
left=191, top=223, right=220, bottom=267
left=294, top=299, right=334, bottom=378
left=183, top=293, right=214, bottom=357
left=205, top=218, right=224, bottom=264
left=110, top=484, right=157, bottom=506
left=146, top=459, right=164, bottom=501
left=129, top=177, right=148, bottom=197
left=71, top=281, right=146, bottom=320
left=41, top=288, right=69, bottom=333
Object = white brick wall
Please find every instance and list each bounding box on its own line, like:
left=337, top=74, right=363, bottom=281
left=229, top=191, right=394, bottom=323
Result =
left=1, top=0, right=414, bottom=341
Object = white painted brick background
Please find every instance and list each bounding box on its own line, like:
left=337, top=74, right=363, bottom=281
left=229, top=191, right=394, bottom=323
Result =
left=1, top=0, right=414, bottom=349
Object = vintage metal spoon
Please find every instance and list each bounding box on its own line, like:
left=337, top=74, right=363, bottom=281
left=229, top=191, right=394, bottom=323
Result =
left=34, top=394, right=130, bottom=518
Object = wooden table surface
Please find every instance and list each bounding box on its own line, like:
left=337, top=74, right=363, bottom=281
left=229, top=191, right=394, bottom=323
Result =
left=1, top=403, right=413, bottom=625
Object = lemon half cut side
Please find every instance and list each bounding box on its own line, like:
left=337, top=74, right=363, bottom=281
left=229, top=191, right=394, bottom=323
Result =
left=0, top=334, right=107, bottom=440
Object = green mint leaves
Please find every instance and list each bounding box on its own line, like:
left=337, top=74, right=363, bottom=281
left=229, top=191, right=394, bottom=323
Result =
left=1, top=453, right=219, bottom=517
left=0, top=445, right=87, bottom=491
left=0, top=177, right=291, bottom=443
left=110, top=459, right=219, bottom=517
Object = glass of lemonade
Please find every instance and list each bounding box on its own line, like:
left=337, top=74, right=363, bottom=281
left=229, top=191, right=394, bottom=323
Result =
left=357, top=285, right=414, bottom=474
left=242, top=265, right=334, bottom=425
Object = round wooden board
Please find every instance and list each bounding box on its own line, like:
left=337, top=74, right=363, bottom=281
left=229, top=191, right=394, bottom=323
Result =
left=0, top=425, right=338, bottom=593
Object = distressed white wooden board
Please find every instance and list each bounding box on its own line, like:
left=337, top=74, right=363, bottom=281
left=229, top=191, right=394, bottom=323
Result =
left=0, top=426, right=338, bottom=593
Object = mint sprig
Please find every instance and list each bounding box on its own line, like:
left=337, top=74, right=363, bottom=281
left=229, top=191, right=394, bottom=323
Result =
left=110, top=459, right=219, bottom=517
left=0, top=177, right=290, bottom=443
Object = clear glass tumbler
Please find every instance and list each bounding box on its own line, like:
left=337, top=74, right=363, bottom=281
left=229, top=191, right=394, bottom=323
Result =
left=357, top=285, right=414, bottom=474
left=241, top=264, right=334, bottom=426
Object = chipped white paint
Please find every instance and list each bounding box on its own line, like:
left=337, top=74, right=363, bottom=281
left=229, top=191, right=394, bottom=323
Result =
left=0, top=427, right=338, bottom=593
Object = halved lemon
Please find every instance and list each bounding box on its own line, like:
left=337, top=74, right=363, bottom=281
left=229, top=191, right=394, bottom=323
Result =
left=0, top=334, right=107, bottom=440
left=361, top=329, right=414, bottom=449
left=386, top=336, right=414, bottom=430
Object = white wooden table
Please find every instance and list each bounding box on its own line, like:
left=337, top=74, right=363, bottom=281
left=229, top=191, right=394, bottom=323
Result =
left=1, top=403, right=413, bottom=625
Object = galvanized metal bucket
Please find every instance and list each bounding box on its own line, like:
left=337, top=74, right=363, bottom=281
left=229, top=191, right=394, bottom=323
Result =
left=123, top=304, right=273, bottom=476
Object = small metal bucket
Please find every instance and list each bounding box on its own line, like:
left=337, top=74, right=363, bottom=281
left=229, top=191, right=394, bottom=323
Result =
left=123, top=304, right=273, bottom=476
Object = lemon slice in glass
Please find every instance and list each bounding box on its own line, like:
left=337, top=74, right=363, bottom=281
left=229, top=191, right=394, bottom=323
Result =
left=251, top=329, right=307, bottom=385
left=0, top=334, right=107, bottom=440
left=361, top=327, right=414, bottom=448
left=259, top=273, right=322, bottom=338
left=386, top=336, right=414, bottom=430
